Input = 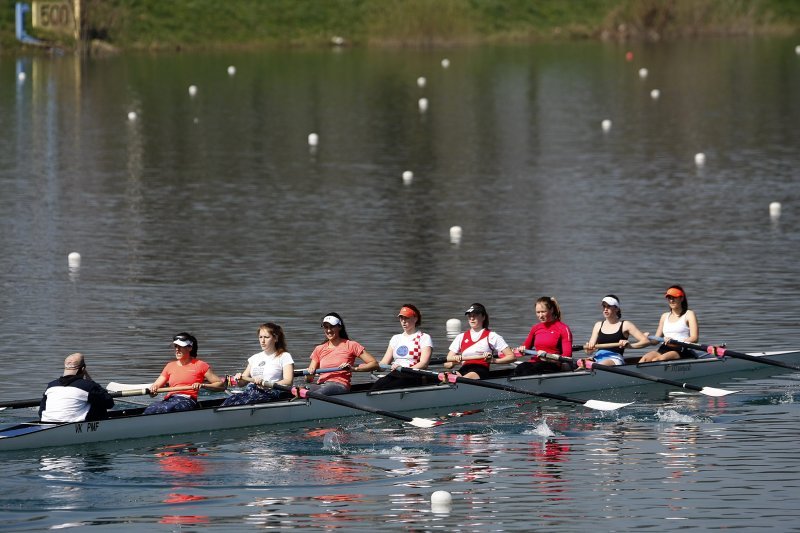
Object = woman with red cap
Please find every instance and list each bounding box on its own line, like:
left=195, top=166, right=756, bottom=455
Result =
left=371, top=304, right=433, bottom=391
left=639, top=285, right=699, bottom=362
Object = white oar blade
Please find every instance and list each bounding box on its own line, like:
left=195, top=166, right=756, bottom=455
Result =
left=410, top=417, right=441, bottom=428
left=107, top=382, right=150, bottom=392
left=583, top=400, right=634, bottom=411
left=700, top=387, right=739, bottom=397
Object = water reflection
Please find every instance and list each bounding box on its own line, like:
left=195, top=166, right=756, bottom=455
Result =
left=154, top=443, right=210, bottom=526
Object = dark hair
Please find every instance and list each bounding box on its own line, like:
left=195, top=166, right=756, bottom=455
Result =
left=667, top=285, right=689, bottom=315
left=174, top=332, right=198, bottom=358
left=320, top=312, right=349, bottom=342
left=603, top=294, right=622, bottom=318
left=536, top=296, right=562, bottom=321
left=258, top=322, right=288, bottom=355
left=400, top=303, right=422, bottom=326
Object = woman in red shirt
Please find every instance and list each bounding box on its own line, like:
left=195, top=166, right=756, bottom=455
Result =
left=515, top=297, right=573, bottom=376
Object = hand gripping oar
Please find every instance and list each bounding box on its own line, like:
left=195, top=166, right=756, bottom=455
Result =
left=649, top=336, right=800, bottom=372
left=0, top=385, right=197, bottom=410
left=269, top=383, right=441, bottom=428
left=526, top=350, right=738, bottom=397
left=395, top=367, right=631, bottom=411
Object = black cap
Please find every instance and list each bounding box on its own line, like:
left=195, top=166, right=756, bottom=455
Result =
left=464, top=303, right=486, bottom=315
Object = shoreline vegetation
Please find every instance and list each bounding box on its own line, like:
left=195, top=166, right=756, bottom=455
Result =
left=2, top=0, right=799, bottom=53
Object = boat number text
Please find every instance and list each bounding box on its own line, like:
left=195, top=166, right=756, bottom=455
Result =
left=664, top=364, right=691, bottom=372
left=75, top=422, right=100, bottom=433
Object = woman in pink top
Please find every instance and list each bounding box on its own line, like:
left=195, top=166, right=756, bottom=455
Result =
left=144, top=332, right=226, bottom=414
left=515, top=296, right=574, bottom=376
left=305, top=313, right=379, bottom=395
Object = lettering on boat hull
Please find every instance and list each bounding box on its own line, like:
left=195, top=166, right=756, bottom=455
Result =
left=74, top=421, right=101, bottom=434
left=663, top=363, right=692, bottom=372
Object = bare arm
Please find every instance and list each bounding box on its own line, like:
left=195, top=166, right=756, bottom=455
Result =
left=203, top=368, right=226, bottom=392
left=685, top=310, right=699, bottom=343
left=355, top=350, right=379, bottom=372
left=276, top=363, right=295, bottom=387
left=493, top=346, right=517, bottom=365
left=379, top=345, right=394, bottom=367
left=623, top=321, right=651, bottom=348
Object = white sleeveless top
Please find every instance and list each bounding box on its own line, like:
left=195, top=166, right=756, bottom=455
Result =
left=662, top=313, right=690, bottom=341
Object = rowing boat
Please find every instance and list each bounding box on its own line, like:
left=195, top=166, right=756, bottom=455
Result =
left=1, top=349, right=797, bottom=452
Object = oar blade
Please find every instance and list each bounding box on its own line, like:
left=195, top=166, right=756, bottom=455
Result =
left=583, top=399, right=634, bottom=411
left=699, top=386, right=739, bottom=397
left=410, top=417, right=442, bottom=428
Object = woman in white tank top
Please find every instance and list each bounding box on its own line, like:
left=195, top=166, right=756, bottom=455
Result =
left=639, top=285, right=699, bottom=362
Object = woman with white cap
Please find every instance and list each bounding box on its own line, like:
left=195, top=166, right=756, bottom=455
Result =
left=639, top=285, right=699, bottom=362
left=143, top=332, right=226, bottom=414
left=305, top=312, right=379, bottom=395
left=579, top=295, right=650, bottom=366
left=444, top=303, right=517, bottom=380
left=371, top=304, right=433, bottom=391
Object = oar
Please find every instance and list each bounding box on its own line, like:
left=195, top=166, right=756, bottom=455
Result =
left=526, top=350, right=738, bottom=397
left=571, top=342, right=647, bottom=351
left=0, top=385, right=196, bottom=410
left=650, top=336, right=800, bottom=371
left=269, top=383, right=441, bottom=428
left=395, top=367, right=631, bottom=411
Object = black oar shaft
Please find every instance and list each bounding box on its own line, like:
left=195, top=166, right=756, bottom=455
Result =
left=656, top=337, right=800, bottom=371
left=271, top=383, right=416, bottom=423
left=397, top=367, right=587, bottom=407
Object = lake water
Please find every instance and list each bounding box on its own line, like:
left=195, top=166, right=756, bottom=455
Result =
left=1, top=38, right=799, bottom=530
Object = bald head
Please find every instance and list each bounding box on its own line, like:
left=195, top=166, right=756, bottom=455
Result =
left=63, top=353, right=86, bottom=376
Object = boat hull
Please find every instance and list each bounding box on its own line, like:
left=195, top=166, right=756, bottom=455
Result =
left=1, top=350, right=797, bottom=451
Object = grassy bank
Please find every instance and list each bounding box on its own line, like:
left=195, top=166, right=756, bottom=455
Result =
left=2, top=0, right=799, bottom=52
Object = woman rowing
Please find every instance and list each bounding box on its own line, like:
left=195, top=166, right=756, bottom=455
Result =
left=304, top=312, right=379, bottom=395
left=371, top=304, right=433, bottom=391
left=515, top=296, right=573, bottom=375
left=639, top=285, right=699, bottom=362
left=578, top=295, right=650, bottom=366
left=444, top=303, right=516, bottom=379
left=144, top=332, right=226, bottom=414
left=221, top=323, right=294, bottom=406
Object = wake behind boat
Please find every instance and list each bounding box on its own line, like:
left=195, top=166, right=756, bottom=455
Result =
left=1, top=349, right=798, bottom=452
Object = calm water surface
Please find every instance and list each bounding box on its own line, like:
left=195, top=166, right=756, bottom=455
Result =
left=1, top=39, right=799, bottom=530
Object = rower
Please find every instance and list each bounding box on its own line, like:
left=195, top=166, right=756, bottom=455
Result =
left=444, top=303, right=516, bottom=379
left=39, top=353, right=115, bottom=422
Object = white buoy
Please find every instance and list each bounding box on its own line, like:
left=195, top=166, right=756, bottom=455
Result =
left=193, top=117, right=199, bottom=124
left=227, top=65, right=236, bottom=76
left=308, top=133, right=319, bottom=147
left=417, top=76, right=426, bottom=88
left=638, top=68, right=648, bottom=79
left=694, top=152, right=706, bottom=166
left=127, top=111, right=137, bottom=121
left=418, top=97, right=429, bottom=112
left=650, top=89, right=660, bottom=99
left=17, top=72, right=26, bottom=83
left=431, top=490, right=452, bottom=513
left=402, top=170, right=414, bottom=185
left=188, top=85, right=198, bottom=97
left=795, top=45, right=800, bottom=55
left=769, top=202, right=781, bottom=219
left=68, top=252, right=81, bottom=269
left=441, top=58, right=450, bottom=69
left=449, top=225, right=462, bottom=244
left=601, top=119, right=612, bottom=132
left=446, top=319, right=461, bottom=340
